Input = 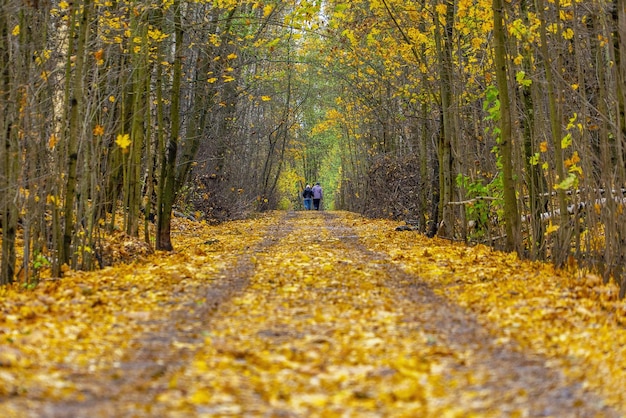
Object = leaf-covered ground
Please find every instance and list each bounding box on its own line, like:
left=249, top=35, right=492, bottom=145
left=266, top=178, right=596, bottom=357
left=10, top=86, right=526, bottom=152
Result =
left=0, top=211, right=624, bottom=417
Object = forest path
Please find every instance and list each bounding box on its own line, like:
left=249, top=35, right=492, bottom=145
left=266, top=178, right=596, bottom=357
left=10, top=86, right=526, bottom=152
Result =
left=0, top=211, right=623, bottom=417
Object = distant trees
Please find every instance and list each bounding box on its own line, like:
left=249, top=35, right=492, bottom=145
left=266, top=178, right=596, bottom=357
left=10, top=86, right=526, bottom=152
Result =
left=0, top=0, right=320, bottom=284
left=0, top=1, right=20, bottom=284
left=2, top=0, right=626, bottom=295
left=317, top=0, right=626, bottom=293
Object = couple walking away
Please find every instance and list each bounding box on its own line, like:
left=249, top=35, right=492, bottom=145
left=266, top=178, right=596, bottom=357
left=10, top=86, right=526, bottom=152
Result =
left=302, top=183, right=323, bottom=210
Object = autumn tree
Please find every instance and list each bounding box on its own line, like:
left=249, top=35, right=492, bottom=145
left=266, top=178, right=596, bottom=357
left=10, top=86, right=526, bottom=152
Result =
left=3, top=0, right=626, bottom=297
left=0, top=0, right=20, bottom=284
left=492, top=0, right=520, bottom=253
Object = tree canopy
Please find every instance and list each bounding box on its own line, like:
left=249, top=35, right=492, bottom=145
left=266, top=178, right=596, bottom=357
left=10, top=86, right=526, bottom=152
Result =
left=1, top=0, right=626, bottom=295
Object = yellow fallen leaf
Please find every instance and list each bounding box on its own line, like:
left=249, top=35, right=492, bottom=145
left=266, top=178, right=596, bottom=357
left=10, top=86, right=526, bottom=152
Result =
left=189, top=389, right=211, bottom=404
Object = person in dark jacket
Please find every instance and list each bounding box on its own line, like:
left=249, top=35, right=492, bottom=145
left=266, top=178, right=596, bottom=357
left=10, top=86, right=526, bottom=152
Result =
left=302, top=184, right=313, bottom=210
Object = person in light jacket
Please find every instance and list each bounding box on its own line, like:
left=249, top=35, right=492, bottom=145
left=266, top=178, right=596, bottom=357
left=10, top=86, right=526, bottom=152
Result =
left=312, top=182, right=323, bottom=210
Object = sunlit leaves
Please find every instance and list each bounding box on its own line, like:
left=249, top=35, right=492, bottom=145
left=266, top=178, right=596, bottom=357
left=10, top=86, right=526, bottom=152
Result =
left=562, top=27, right=574, bottom=40
left=265, top=37, right=281, bottom=49
left=561, top=132, right=572, bottom=149
left=147, top=28, right=168, bottom=42
left=93, top=48, right=104, bottom=65
left=341, top=29, right=357, bottom=46
left=529, top=152, right=540, bottom=166
left=0, top=214, right=274, bottom=407
left=0, top=212, right=625, bottom=414
left=354, top=215, right=626, bottom=410
left=546, top=220, right=559, bottom=234
left=554, top=172, right=577, bottom=190
left=46, top=194, right=61, bottom=206
left=93, top=124, right=105, bottom=136
left=515, top=70, right=532, bottom=87
left=48, top=134, right=58, bottom=150
left=263, top=4, right=274, bottom=17
left=159, top=214, right=449, bottom=414
left=115, top=133, right=131, bottom=150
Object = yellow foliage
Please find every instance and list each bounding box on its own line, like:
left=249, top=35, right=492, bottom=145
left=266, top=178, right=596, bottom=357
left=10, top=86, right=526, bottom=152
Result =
left=562, top=27, right=574, bottom=40
left=1, top=212, right=624, bottom=416
left=545, top=220, right=559, bottom=235
left=48, top=134, right=58, bottom=149
left=93, top=124, right=104, bottom=136
left=115, top=133, right=131, bottom=150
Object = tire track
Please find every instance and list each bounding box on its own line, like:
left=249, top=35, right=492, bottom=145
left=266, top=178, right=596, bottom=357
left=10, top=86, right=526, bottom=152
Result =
left=4, top=211, right=619, bottom=417
left=6, top=213, right=296, bottom=418
left=323, top=211, right=619, bottom=417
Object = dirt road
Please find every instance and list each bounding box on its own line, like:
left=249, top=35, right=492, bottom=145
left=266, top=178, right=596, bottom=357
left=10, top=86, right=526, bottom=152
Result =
left=1, top=211, right=620, bottom=417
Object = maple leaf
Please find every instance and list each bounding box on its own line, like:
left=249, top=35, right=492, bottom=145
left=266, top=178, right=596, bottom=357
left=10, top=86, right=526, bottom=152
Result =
left=93, top=125, right=104, bottom=136
left=115, top=133, right=131, bottom=150
left=93, top=49, right=104, bottom=65
left=545, top=220, right=559, bottom=235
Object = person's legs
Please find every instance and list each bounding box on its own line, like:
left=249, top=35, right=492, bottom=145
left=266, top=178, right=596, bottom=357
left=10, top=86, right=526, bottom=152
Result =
left=313, top=199, right=320, bottom=210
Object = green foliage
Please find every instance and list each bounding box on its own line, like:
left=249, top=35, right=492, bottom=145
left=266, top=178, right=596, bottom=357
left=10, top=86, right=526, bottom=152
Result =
left=483, top=85, right=501, bottom=123
left=555, top=173, right=578, bottom=191
left=515, top=70, right=532, bottom=87
left=32, top=253, right=50, bottom=270
left=483, top=86, right=502, bottom=154
left=529, top=152, right=540, bottom=166
left=483, top=85, right=504, bottom=172
left=456, top=174, right=489, bottom=233
left=456, top=173, right=504, bottom=239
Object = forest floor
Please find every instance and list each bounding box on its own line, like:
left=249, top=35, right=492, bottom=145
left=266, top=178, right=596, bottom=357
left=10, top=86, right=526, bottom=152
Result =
left=0, top=211, right=625, bottom=417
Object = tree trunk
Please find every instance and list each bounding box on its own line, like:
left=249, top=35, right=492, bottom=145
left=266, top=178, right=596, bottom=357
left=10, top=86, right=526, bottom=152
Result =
left=433, top=0, right=456, bottom=239
left=126, top=12, right=148, bottom=237
left=62, top=0, right=91, bottom=268
left=427, top=150, right=441, bottom=238
left=0, top=1, right=17, bottom=284
left=517, top=0, right=547, bottom=259
left=614, top=0, right=626, bottom=296
left=156, top=0, right=183, bottom=251
left=418, top=103, right=429, bottom=233
left=174, top=17, right=224, bottom=195
left=614, top=0, right=626, bottom=180
left=535, top=0, right=569, bottom=265
left=493, top=0, right=520, bottom=253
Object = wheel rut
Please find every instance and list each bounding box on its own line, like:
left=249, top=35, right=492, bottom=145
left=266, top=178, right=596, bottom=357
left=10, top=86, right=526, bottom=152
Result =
left=3, top=211, right=619, bottom=417
left=322, top=211, right=618, bottom=416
